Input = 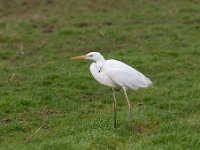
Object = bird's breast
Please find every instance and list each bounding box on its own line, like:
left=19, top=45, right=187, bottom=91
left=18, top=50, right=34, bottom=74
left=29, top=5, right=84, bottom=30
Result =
left=89, top=63, right=117, bottom=88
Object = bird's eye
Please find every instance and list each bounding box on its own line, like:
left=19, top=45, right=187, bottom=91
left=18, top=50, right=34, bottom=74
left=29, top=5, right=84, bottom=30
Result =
left=90, top=54, right=93, bottom=57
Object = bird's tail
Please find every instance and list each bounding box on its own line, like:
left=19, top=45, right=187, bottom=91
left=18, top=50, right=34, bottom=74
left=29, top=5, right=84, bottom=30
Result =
left=145, top=77, right=158, bottom=90
left=147, top=78, right=157, bottom=90
left=145, top=77, right=152, bottom=87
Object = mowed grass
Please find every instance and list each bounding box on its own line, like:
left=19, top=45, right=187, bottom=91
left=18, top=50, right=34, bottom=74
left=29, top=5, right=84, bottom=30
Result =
left=0, top=0, right=200, bottom=149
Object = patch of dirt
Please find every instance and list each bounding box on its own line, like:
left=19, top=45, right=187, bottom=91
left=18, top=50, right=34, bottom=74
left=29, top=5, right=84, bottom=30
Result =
left=102, top=22, right=112, bottom=26
left=135, top=125, right=149, bottom=134
left=42, top=25, right=54, bottom=33
left=75, top=22, right=90, bottom=28
left=1, top=118, right=12, bottom=124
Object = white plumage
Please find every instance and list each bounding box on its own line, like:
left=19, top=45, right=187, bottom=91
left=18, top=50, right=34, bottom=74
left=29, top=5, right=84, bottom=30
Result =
left=71, top=52, right=152, bottom=130
left=90, top=59, right=152, bottom=90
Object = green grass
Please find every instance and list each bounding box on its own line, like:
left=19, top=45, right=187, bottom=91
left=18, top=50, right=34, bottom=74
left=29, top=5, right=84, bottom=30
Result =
left=1, top=0, right=200, bottom=149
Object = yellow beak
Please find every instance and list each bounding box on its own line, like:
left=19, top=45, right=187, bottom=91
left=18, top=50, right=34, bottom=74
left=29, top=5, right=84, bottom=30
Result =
left=70, top=55, right=88, bottom=60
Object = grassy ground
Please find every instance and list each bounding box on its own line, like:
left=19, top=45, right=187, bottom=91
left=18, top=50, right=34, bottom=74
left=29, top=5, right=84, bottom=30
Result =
left=0, top=0, right=200, bottom=149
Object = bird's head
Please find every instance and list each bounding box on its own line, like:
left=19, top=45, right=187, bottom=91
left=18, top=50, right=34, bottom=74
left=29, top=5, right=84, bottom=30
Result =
left=71, top=52, right=105, bottom=62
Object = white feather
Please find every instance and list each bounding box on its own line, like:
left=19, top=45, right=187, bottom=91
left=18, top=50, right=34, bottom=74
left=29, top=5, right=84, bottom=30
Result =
left=88, top=53, right=152, bottom=90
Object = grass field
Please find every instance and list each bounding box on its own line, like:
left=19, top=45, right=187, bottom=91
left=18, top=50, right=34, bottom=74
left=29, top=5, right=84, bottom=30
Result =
left=1, top=0, right=200, bottom=149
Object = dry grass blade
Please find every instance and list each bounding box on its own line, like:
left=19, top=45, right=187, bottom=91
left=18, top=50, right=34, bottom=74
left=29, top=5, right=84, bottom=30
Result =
left=25, top=115, right=49, bottom=143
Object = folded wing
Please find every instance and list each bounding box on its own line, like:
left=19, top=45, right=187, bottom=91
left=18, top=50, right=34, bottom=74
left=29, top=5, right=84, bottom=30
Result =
left=104, top=60, right=152, bottom=90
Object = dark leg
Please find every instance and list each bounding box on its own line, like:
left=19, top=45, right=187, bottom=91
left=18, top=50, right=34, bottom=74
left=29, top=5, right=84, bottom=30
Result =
left=112, top=88, right=117, bottom=129
left=122, top=87, right=134, bottom=131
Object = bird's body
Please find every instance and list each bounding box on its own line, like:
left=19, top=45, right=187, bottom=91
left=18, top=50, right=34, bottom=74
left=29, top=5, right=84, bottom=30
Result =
left=71, top=52, right=152, bottom=131
left=90, top=59, right=152, bottom=90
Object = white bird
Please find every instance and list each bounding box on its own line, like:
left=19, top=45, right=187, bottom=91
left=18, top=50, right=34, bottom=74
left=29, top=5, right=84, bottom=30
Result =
left=71, top=52, right=152, bottom=130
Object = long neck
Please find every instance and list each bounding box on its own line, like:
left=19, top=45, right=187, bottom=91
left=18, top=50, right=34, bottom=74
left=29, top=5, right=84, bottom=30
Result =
left=96, top=56, right=106, bottom=66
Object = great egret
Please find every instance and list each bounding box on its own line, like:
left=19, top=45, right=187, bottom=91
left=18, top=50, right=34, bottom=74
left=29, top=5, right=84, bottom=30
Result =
left=71, top=52, right=152, bottom=130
